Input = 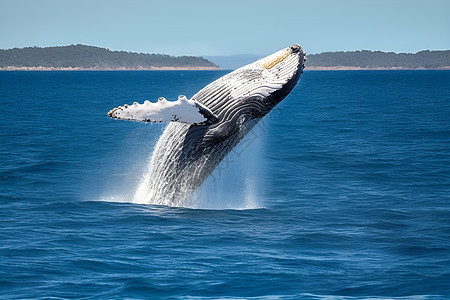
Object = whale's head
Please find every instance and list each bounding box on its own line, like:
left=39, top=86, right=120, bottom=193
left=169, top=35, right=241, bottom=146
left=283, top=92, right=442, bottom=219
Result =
left=242, top=44, right=305, bottom=102
left=185, top=44, right=305, bottom=144
left=194, top=44, right=306, bottom=121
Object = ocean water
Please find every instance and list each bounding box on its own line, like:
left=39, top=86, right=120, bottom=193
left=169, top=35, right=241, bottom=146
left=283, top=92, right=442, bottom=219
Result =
left=0, top=70, right=449, bottom=299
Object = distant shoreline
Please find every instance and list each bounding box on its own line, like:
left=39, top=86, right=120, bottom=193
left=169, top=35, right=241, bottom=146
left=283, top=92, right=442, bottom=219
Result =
left=0, top=66, right=221, bottom=71
left=0, top=45, right=220, bottom=71
left=2, top=45, right=449, bottom=71
left=2, top=66, right=449, bottom=71
left=306, top=66, right=450, bottom=71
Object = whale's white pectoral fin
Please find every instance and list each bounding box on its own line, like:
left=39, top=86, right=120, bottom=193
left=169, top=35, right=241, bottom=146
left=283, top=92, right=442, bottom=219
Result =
left=107, top=95, right=217, bottom=124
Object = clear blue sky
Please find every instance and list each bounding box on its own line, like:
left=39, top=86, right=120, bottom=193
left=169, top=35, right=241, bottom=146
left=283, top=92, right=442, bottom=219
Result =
left=1, top=0, right=449, bottom=56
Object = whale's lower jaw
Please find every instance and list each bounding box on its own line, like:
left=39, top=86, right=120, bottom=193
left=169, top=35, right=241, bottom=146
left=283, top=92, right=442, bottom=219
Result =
left=139, top=118, right=260, bottom=206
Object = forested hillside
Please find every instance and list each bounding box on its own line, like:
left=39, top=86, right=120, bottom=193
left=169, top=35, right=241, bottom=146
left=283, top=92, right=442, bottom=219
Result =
left=1, top=45, right=448, bottom=70
left=0, top=44, right=219, bottom=70
left=306, top=50, right=450, bottom=69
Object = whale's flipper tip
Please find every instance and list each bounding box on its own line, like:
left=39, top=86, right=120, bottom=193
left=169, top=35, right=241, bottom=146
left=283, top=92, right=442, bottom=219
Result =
left=107, top=95, right=217, bottom=125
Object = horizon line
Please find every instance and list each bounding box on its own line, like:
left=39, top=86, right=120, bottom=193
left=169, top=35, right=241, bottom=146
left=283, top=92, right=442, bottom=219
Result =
left=1, top=44, right=449, bottom=57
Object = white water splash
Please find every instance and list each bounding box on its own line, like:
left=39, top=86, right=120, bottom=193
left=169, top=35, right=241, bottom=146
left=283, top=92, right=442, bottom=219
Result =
left=132, top=146, right=158, bottom=205
left=132, top=125, right=265, bottom=209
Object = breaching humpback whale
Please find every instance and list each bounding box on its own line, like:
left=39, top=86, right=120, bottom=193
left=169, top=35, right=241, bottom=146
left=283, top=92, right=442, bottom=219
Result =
left=108, top=44, right=306, bottom=206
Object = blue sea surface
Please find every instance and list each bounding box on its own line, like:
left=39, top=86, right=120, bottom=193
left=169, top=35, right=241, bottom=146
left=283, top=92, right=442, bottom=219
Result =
left=0, top=70, right=449, bottom=299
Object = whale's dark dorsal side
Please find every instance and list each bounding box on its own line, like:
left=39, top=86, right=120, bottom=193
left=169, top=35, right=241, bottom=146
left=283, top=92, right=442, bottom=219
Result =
left=108, top=44, right=306, bottom=206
